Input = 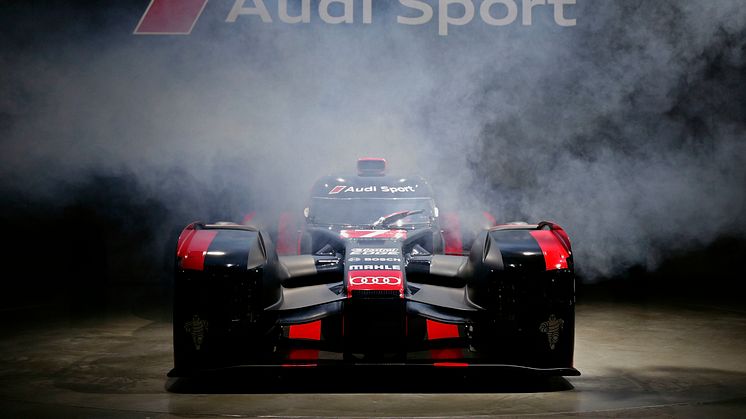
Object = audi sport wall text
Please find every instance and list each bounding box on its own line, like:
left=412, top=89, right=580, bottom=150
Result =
left=135, top=0, right=577, bottom=36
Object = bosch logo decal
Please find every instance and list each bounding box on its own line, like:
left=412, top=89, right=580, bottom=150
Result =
left=347, top=257, right=401, bottom=263
left=349, top=276, right=402, bottom=286
left=347, top=257, right=401, bottom=262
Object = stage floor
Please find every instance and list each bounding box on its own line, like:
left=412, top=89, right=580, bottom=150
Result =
left=0, top=293, right=745, bottom=418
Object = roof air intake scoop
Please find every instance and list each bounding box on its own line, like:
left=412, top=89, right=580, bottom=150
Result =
left=357, top=158, right=387, bottom=176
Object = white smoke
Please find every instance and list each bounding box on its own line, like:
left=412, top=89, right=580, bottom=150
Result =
left=1, top=0, right=745, bottom=281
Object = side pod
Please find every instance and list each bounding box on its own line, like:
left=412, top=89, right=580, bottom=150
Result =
left=465, top=222, right=576, bottom=369
left=173, top=223, right=282, bottom=372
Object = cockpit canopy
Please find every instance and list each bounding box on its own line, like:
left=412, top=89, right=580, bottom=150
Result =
left=306, top=160, right=438, bottom=228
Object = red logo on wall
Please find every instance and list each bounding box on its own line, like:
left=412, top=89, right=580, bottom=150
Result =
left=134, top=0, right=208, bottom=35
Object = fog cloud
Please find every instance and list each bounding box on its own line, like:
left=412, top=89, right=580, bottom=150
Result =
left=1, top=0, right=745, bottom=281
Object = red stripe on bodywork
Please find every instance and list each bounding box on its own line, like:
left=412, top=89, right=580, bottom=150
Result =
left=434, top=362, right=469, bottom=367
left=180, top=230, right=218, bottom=271
left=482, top=211, right=497, bottom=226
left=430, top=348, right=464, bottom=360
left=426, top=319, right=459, bottom=339
left=242, top=211, right=256, bottom=225
left=442, top=212, right=463, bottom=255
left=176, top=224, right=197, bottom=260
left=287, top=321, right=321, bottom=361
left=134, top=0, right=208, bottom=35
left=328, top=185, right=346, bottom=194
left=277, top=212, right=297, bottom=255
left=289, top=321, right=322, bottom=340
left=551, top=224, right=572, bottom=251
left=530, top=230, right=569, bottom=271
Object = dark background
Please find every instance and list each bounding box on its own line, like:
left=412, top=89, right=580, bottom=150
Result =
left=1, top=0, right=745, bottom=314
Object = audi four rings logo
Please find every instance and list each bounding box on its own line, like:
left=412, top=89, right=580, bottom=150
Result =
left=349, top=276, right=402, bottom=286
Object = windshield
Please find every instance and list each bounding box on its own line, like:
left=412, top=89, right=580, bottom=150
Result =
left=309, top=197, right=435, bottom=227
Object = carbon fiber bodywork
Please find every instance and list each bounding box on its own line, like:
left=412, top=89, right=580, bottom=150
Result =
left=171, top=161, right=578, bottom=377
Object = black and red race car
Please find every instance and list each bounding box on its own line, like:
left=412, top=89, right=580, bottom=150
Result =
left=170, top=158, right=578, bottom=377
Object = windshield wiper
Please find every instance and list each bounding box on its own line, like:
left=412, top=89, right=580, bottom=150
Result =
left=372, top=210, right=424, bottom=228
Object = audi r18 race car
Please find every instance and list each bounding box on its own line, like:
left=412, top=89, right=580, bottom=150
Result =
left=170, top=158, right=578, bottom=377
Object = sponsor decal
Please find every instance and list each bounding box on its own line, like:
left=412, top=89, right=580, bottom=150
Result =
left=349, top=247, right=400, bottom=256
left=381, top=185, right=416, bottom=194
left=361, top=257, right=401, bottom=262
left=134, top=0, right=208, bottom=35
left=539, top=314, right=564, bottom=350
left=349, top=264, right=401, bottom=271
left=327, top=185, right=417, bottom=195
left=349, top=276, right=402, bottom=286
left=530, top=230, right=570, bottom=270
left=340, top=229, right=407, bottom=239
left=178, top=228, right=218, bottom=271
left=184, top=314, right=208, bottom=350
left=347, top=256, right=401, bottom=263
left=328, top=185, right=346, bottom=194
left=346, top=268, right=403, bottom=297
left=135, top=0, right=577, bottom=37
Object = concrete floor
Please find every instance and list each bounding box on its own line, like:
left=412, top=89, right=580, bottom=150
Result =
left=1, top=295, right=745, bottom=418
